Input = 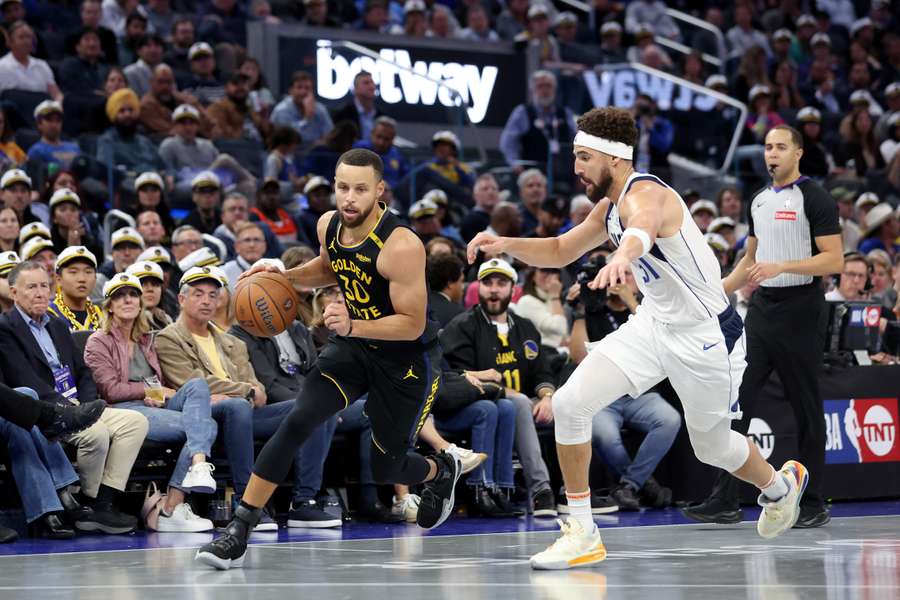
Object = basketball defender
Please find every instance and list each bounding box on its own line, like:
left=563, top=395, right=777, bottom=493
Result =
left=195, top=148, right=461, bottom=570
left=468, top=108, right=809, bottom=570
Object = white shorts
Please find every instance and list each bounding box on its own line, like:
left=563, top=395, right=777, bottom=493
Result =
left=591, top=305, right=746, bottom=432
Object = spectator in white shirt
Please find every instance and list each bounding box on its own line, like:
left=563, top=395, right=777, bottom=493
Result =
left=513, top=267, right=569, bottom=351
left=725, top=4, right=771, bottom=58
left=825, top=253, right=869, bottom=301
left=0, top=22, right=62, bottom=101
left=456, top=3, right=498, bottom=42
left=624, top=0, right=680, bottom=41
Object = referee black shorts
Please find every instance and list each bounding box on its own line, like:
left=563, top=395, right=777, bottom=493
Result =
left=317, top=336, right=442, bottom=456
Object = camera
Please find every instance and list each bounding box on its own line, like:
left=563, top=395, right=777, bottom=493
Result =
left=576, top=257, right=607, bottom=313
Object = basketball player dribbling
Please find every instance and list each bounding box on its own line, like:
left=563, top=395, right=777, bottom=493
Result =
left=195, top=148, right=461, bottom=570
left=468, top=107, right=809, bottom=570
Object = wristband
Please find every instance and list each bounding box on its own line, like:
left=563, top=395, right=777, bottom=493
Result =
left=621, top=227, right=652, bottom=257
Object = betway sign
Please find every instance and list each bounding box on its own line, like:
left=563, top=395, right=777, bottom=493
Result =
left=584, top=69, right=719, bottom=112
left=317, top=42, right=499, bottom=124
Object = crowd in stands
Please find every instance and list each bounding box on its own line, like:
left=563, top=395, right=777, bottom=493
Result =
left=0, top=0, right=898, bottom=543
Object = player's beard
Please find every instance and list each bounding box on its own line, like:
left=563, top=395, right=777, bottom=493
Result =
left=339, top=198, right=377, bottom=228
left=590, top=165, right=614, bottom=199
left=479, top=293, right=512, bottom=317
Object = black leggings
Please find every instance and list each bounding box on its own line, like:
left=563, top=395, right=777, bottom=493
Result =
left=253, top=369, right=433, bottom=486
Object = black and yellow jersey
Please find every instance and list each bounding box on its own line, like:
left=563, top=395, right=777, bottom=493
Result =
left=324, top=203, right=438, bottom=347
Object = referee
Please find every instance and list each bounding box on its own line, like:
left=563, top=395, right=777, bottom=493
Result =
left=683, top=125, right=843, bottom=528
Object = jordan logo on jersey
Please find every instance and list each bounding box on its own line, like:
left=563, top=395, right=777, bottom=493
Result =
left=403, top=367, right=418, bottom=380
left=328, top=239, right=337, bottom=253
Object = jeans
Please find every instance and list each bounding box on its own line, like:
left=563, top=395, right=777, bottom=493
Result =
left=591, top=393, right=681, bottom=490
left=117, top=378, right=217, bottom=492
left=506, top=391, right=552, bottom=495
left=211, top=397, right=335, bottom=500
left=436, top=399, right=516, bottom=488
left=0, top=388, right=79, bottom=523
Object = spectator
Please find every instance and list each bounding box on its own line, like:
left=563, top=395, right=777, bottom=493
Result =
left=295, top=176, right=332, bottom=250
left=599, top=21, right=626, bottom=63
left=214, top=191, right=281, bottom=261
left=568, top=194, right=592, bottom=228
left=625, top=0, right=679, bottom=40
left=632, top=94, right=673, bottom=179
left=882, top=113, right=900, bottom=165
left=170, top=224, right=204, bottom=265
left=495, top=0, right=527, bottom=41
left=197, top=0, right=255, bottom=47
left=65, top=0, right=118, bottom=65
left=136, top=209, right=168, bottom=248
left=180, top=171, right=222, bottom=235
left=515, top=266, right=568, bottom=353
left=330, top=71, right=383, bottom=142
left=354, top=0, right=388, bottom=32
left=566, top=265, right=679, bottom=510
left=1, top=169, right=40, bottom=225
left=837, top=108, right=886, bottom=177
left=19, top=236, right=57, bottom=274
left=180, top=42, right=225, bottom=106
left=299, top=0, right=341, bottom=27
left=250, top=179, right=308, bottom=247
left=499, top=71, right=576, bottom=188
left=47, top=246, right=102, bottom=331
left=140, top=64, right=212, bottom=138
left=0, top=207, right=19, bottom=253
left=858, top=203, right=899, bottom=258
left=825, top=252, right=869, bottom=301
left=27, top=101, right=81, bottom=171
left=239, top=57, right=275, bottom=116
left=807, top=61, right=848, bottom=114
left=731, top=45, right=770, bottom=108
left=527, top=196, right=568, bottom=239
left=725, top=4, right=769, bottom=58
left=264, top=126, right=302, bottom=191
left=0, top=108, right=25, bottom=169
left=832, top=188, right=862, bottom=252
left=690, top=200, right=718, bottom=233
left=221, top=222, right=267, bottom=292
left=132, top=171, right=176, bottom=234
left=164, top=17, right=194, bottom=78
left=790, top=14, right=817, bottom=65
left=706, top=232, right=732, bottom=272
left=96, top=89, right=166, bottom=175
left=100, top=227, right=144, bottom=278
left=456, top=3, right=498, bottom=42
left=0, top=260, right=148, bottom=534
left=407, top=199, right=442, bottom=244
left=771, top=61, right=805, bottom=111
left=58, top=27, right=109, bottom=96
left=441, top=258, right=558, bottom=517
left=875, top=83, right=900, bottom=142
left=515, top=5, right=560, bottom=70
left=207, top=72, right=269, bottom=142
left=117, top=12, right=149, bottom=67
left=855, top=192, right=879, bottom=226
left=155, top=265, right=308, bottom=529
left=104, top=66, right=128, bottom=96
left=867, top=249, right=897, bottom=309
left=125, top=260, right=174, bottom=328
left=101, top=0, right=137, bottom=36
left=847, top=68, right=883, bottom=117
left=0, top=22, right=61, bottom=100
left=145, top=0, right=176, bottom=38
left=48, top=189, right=102, bottom=265
left=391, top=0, right=427, bottom=36
left=422, top=130, right=476, bottom=204
left=271, top=71, right=334, bottom=152
left=426, top=251, right=465, bottom=328
left=160, top=104, right=257, bottom=199
left=228, top=265, right=342, bottom=528
left=300, top=120, right=358, bottom=181
left=771, top=28, right=793, bottom=64
left=796, top=107, right=833, bottom=180
left=460, top=173, right=500, bottom=242
left=124, top=34, right=165, bottom=98
left=353, top=116, right=409, bottom=192
left=678, top=50, right=706, bottom=86
left=422, top=189, right=464, bottom=246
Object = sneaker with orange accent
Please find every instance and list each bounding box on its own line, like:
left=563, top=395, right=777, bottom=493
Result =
left=757, top=460, right=809, bottom=540
left=530, top=518, right=607, bottom=570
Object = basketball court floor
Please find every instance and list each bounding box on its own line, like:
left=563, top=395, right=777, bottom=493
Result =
left=0, top=500, right=897, bottom=599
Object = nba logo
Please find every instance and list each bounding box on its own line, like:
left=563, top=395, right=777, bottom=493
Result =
left=825, top=398, right=900, bottom=464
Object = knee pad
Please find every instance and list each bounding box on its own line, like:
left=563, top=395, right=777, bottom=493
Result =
left=552, top=386, right=593, bottom=446
left=690, top=427, right=750, bottom=473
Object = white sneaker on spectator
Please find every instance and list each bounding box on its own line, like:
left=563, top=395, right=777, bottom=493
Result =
left=391, top=494, right=421, bottom=523
left=446, top=444, right=487, bottom=475
left=181, top=462, right=216, bottom=494
left=157, top=503, right=214, bottom=532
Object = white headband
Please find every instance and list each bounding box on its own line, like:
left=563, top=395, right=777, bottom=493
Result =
left=573, top=130, right=634, bottom=160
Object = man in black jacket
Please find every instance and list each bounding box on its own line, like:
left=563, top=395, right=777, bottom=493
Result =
left=0, top=261, right=147, bottom=534
left=229, top=305, right=341, bottom=530
left=441, top=258, right=558, bottom=517
left=330, top=71, right=384, bottom=142
left=426, top=251, right=465, bottom=328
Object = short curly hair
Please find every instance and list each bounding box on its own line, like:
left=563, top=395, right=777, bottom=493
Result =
left=576, top=107, right=638, bottom=148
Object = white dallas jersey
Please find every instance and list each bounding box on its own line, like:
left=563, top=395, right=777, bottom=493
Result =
left=606, top=173, right=729, bottom=324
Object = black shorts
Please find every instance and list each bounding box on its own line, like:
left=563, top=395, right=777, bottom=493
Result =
left=317, top=337, right=442, bottom=456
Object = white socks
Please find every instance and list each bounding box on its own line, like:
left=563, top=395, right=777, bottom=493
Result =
left=566, top=490, right=596, bottom=533
left=760, top=467, right=789, bottom=501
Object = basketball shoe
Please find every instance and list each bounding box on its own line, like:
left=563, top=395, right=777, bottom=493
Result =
left=195, top=504, right=260, bottom=570
left=416, top=450, right=461, bottom=529
left=757, top=460, right=808, bottom=539
left=530, top=518, right=607, bottom=570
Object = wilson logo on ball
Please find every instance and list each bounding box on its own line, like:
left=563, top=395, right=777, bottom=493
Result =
left=255, top=297, right=277, bottom=333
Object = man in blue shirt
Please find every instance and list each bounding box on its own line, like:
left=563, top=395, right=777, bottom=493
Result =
left=353, top=116, right=409, bottom=191
left=27, top=100, right=81, bottom=170
left=271, top=71, right=333, bottom=153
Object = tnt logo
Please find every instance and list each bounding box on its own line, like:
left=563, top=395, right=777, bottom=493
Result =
left=748, top=418, right=775, bottom=460
left=824, top=398, right=900, bottom=464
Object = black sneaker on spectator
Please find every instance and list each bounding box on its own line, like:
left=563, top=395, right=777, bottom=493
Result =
left=532, top=488, right=558, bottom=518
left=639, top=477, right=673, bottom=508
left=556, top=491, right=619, bottom=515
left=356, top=501, right=405, bottom=523
left=76, top=503, right=137, bottom=534
left=611, top=483, right=641, bottom=512
left=471, top=486, right=513, bottom=517
left=253, top=508, right=278, bottom=531
left=39, top=399, right=106, bottom=441
left=491, top=488, right=524, bottom=517
left=288, top=500, right=342, bottom=528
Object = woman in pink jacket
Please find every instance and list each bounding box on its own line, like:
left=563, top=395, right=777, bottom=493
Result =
left=85, top=274, right=218, bottom=532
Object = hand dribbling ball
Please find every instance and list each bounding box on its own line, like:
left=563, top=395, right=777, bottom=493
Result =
left=233, top=272, right=299, bottom=337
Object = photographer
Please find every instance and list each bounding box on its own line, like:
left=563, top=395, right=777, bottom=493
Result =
left=567, top=250, right=680, bottom=510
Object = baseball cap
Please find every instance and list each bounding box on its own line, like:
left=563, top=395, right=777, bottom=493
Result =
left=705, top=74, right=727, bottom=89
left=111, top=227, right=145, bottom=250
left=178, top=246, right=220, bottom=272
left=126, top=261, right=164, bottom=282
left=810, top=32, right=831, bottom=47
left=179, top=265, right=225, bottom=288
left=303, top=176, right=330, bottom=195
left=796, top=14, right=816, bottom=27
left=431, top=130, right=460, bottom=151
left=1, top=169, right=31, bottom=190
left=705, top=232, right=729, bottom=252
left=797, top=107, right=822, bottom=123
left=55, top=246, right=97, bottom=270
left=191, top=171, right=221, bottom=191
left=849, top=90, right=870, bottom=106
left=527, top=4, right=548, bottom=19
left=0, top=251, right=20, bottom=276
left=48, top=188, right=81, bottom=210
left=772, top=29, right=792, bottom=42
left=850, top=17, right=872, bottom=37
left=18, top=222, right=51, bottom=245
left=173, top=104, right=200, bottom=123
left=478, top=258, right=517, bottom=282
left=707, top=216, right=736, bottom=234
left=409, top=199, right=438, bottom=220
left=135, top=171, right=164, bottom=190
left=600, top=21, right=622, bottom=36
left=854, top=192, right=879, bottom=211
left=188, top=42, right=213, bottom=61
left=33, top=100, right=63, bottom=120
left=553, top=11, right=577, bottom=27
left=19, top=237, right=55, bottom=260
left=102, top=273, right=143, bottom=299
left=403, top=0, right=425, bottom=13
left=137, top=245, right=173, bottom=266
left=885, top=82, right=900, bottom=98
left=748, top=84, right=771, bottom=102
left=690, top=200, right=718, bottom=217
left=423, top=189, right=448, bottom=206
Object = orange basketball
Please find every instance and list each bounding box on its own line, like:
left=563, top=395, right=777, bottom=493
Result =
left=233, top=272, right=299, bottom=337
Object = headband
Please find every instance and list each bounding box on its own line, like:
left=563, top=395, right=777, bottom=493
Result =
left=573, top=130, right=634, bottom=160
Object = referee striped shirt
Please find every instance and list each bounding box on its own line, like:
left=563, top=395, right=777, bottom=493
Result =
left=748, top=176, right=841, bottom=288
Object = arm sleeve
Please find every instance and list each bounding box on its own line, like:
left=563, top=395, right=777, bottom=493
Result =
left=802, top=180, right=842, bottom=237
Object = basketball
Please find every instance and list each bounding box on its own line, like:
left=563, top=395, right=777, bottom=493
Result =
left=233, top=272, right=299, bottom=337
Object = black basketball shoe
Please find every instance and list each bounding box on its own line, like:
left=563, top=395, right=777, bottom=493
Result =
left=195, top=504, right=261, bottom=570
left=417, top=451, right=461, bottom=529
